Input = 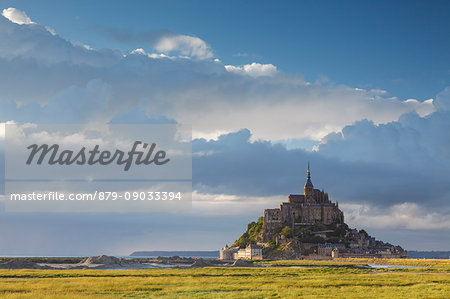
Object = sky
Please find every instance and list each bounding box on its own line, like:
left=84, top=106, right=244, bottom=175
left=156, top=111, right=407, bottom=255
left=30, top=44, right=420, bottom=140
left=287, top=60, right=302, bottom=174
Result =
left=0, top=0, right=449, bottom=255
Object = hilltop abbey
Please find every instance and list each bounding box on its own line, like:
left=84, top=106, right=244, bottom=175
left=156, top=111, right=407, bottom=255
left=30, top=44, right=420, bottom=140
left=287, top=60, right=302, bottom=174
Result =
left=263, top=164, right=344, bottom=242
left=221, top=163, right=407, bottom=260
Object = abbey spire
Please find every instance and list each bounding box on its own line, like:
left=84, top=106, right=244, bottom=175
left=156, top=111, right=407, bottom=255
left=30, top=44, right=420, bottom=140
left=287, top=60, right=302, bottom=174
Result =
left=263, top=161, right=345, bottom=242
left=304, top=161, right=314, bottom=197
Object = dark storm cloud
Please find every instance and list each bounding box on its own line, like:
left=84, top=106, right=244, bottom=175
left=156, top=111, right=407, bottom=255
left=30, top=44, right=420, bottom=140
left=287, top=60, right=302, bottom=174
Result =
left=192, top=88, right=450, bottom=209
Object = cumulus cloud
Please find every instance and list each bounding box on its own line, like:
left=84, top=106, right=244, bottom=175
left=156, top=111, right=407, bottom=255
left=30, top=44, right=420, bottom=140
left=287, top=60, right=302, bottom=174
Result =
left=0, top=12, right=437, bottom=141
left=319, top=91, right=450, bottom=167
left=0, top=13, right=121, bottom=67
left=102, top=27, right=213, bottom=60
left=343, top=202, right=450, bottom=231
left=192, top=124, right=450, bottom=205
left=225, top=62, right=278, bottom=77
left=188, top=124, right=450, bottom=249
left=187, top=84, right=450, bottom=253
left=130, top=48, right=146, bottom=55
left=154, top=34, right=213, bottom=59
left=129, top=48, right=175, bottom=59
left=180, top=83, right=434, bottom=141
left=2, top=7, right=56, bottom=35
left=0, top=7, right=448, bottom=251
left=2, top=7, right=34, bottom=25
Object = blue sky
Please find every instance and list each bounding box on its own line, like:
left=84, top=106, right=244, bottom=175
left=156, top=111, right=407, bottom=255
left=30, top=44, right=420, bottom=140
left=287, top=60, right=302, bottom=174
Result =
left=0, top=1, right=449, bottom=254
left=1, top=0, right=448, bottom=100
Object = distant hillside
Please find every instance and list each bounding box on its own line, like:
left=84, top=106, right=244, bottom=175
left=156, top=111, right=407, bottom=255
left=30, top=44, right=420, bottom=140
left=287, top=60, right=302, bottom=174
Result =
left=130, top=251, right=219, bottom=258
left=407, top=251, right=450, bottom=259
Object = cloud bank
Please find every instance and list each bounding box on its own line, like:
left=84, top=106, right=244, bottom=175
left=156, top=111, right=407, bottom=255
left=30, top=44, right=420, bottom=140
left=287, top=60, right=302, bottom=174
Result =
left=0, top=8, right=448, bottom=252
left=0, top=10, right=435, bottom=141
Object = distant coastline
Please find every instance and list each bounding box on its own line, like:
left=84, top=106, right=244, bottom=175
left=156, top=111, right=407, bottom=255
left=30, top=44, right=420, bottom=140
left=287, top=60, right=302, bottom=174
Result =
left=131, top=250, right=450, bottom=260
left=0, top=250, right=447, bottom=260
left=130, top=251, right=220, bottom=259
left=407, top=251, right=450, bottom=259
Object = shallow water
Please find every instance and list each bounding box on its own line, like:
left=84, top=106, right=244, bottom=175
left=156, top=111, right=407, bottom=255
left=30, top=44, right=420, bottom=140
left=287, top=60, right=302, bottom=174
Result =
left=38, top=262, right=192, bottom=270
left=368, top=264, right=422, bottom=269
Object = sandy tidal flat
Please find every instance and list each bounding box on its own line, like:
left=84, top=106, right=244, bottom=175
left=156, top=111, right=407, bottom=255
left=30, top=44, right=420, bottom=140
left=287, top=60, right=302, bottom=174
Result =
left=0, top=258, right=448, bottom=298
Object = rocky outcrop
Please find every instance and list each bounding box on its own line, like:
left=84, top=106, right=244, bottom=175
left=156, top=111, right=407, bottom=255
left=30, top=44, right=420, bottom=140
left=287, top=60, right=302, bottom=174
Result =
left=76, top=255, right=130, bottom=269
left=0, top=259, right=52, bottom=269
left=79, top=255, right=124, bottom=265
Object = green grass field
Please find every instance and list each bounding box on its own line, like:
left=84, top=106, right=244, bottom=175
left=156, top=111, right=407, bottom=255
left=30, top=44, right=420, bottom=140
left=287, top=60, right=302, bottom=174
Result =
left=0, top=259, right=448, bottom=298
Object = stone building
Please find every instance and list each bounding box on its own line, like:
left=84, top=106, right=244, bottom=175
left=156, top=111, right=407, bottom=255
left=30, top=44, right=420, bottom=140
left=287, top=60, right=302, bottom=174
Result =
left=219, top=245, right=239, bottom=260
left=318, top=243, right=345, bottom=256
left=234, top=244, right=263, bottom=260
left=219, top=244, right=263, bottom=260
left=263, top=164, right=344, bottom=242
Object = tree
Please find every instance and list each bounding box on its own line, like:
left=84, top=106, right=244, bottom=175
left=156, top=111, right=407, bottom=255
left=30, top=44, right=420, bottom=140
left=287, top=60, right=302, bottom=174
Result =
left=281, top=226, right=292, bottom=238
left=232, top=216, right=264, bottom=248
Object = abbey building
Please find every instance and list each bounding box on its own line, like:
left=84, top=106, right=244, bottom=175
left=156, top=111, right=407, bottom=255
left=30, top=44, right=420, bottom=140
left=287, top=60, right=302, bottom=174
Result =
left=263, top=164, right=344, bottom=242
left=223, top=163, right=407, bottom=260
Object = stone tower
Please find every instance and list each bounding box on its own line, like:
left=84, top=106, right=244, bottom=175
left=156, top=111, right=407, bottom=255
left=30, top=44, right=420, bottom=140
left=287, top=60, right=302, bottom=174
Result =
left=304, top=162, right=314, bottom=200
left=262, top=162, right=344, bottom=242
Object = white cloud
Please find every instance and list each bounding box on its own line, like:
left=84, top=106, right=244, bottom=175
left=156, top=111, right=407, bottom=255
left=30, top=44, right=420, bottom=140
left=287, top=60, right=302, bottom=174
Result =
left=192, top=191, right=284, bottom=215
left=45, top=26, right=56, bottom=36
left=173, top=83, right=435, bottom=141
left=129, top=48, right=173, bottom=59
left=0, top=10, right=122, bottom=66
left=342, top=202, right=450, bottom=231
left=0, top=6, right=448, bottom=253
left=225, top=62, right=278, bottom=77
left=404, top=98, right=435, bottom=116
left=147, top=53, right=171, bottom=59
left=0, top=11, right=439, bottom=143
left=154, top=34, right=213, bottom=59
left=2, top=7, right=34, bottom=25
left=2, top=8, right=56, bottom=35
left=72, top=41, right=93, bottom=50
left=130, top=48, right=147, bottom=55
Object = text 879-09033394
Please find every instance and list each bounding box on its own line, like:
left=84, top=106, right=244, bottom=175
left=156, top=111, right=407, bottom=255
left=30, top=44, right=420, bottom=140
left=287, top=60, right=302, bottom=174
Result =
left=9, top=191, right=183, bottom=201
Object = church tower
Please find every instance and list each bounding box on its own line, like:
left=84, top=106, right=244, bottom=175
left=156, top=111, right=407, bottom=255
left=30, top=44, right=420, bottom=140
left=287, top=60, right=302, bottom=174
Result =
left=304, top=162, right=314, bottom=199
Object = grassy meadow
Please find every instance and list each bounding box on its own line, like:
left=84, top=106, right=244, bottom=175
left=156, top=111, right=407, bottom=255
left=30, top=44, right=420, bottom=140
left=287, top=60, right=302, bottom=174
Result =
left=0, top=259, right=448, bottom=298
